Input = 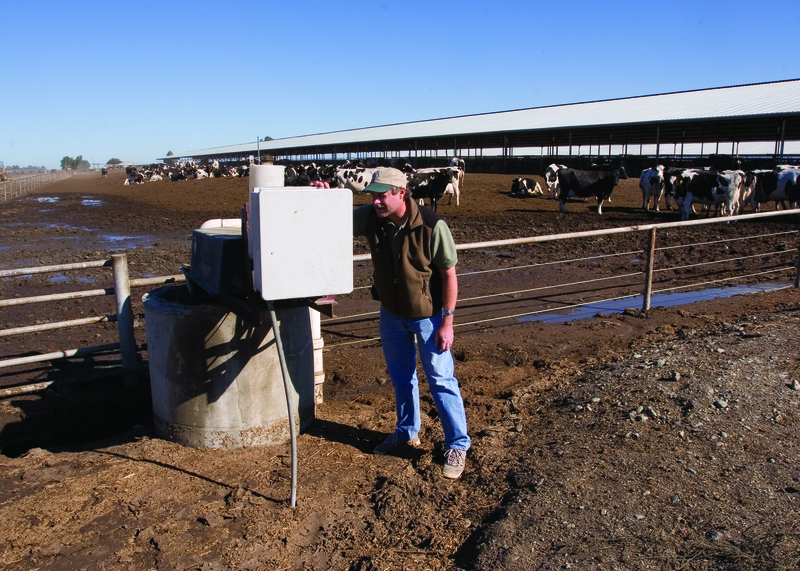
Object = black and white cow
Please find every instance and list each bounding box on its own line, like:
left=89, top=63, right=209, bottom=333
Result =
left=335, top=166, right=384, bottom=192
left=661, top=167, right=686, bottom=211
left=557, top=168, right=627, bottom=214
left=124, top=165, right=144, bottom=185
left=544, top=163, right=568, bottom=198
left=748, top=167, right=800, bottom=211
left=449, top=156, right=466, bottom=196
left=672, top=169, right=744, bottom=220
left=101, top=168, right=108, bottom=178
left=413, top=167, right=463, bottom=205
left=639, top=165, right=667, bottom=211
left=510, top=177, right=543, bottom=197
left=738, top=171, right=759, bottom=213
left=407, top=168, right=459, bottom=212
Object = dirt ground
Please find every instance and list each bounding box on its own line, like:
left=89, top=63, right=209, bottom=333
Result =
left=1, top=169, right=799, bottom=571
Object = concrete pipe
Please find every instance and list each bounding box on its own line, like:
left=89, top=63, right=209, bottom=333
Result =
left=143, top=285, right=315, bottom=449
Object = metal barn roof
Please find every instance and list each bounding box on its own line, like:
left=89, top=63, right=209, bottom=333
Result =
left=165, top=79, right=800, bottom=161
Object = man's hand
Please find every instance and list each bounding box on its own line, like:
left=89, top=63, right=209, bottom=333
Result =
left=436, top=321, right=454, bottom=352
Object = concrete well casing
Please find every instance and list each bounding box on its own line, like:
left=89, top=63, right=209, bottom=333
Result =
left=143, top=285, right=315, bottom=449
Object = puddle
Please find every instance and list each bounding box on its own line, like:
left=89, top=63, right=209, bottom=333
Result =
left=518, top=282, right=792, bottom=324
left=100, top=235, right=156, bottom=250
left=82, top=199, right=102, bottom=207
left=34, top=197, right=59, bottom=203
left=50, top=275, right=69, bottom=283
left=78, top=277, right=96, bottom=283
left=4, top=222, right=93, bottom=231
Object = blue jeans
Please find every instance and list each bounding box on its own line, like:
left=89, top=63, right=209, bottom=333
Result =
left=378, top=306, right=471, bottom=451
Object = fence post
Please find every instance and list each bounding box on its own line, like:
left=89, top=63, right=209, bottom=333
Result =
left=112, top=254, right=138, bottom=386
left=642, top=227, right=657, bottom=311
left=795, top=243, right=800, bottom=289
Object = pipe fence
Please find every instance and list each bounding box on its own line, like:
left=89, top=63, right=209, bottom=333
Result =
left=1, top=209, right=798, bottom=393
left=331, top=209, right=800, bottom=347
left=0, top=255, right=184, bottom=395
left=0, top=171, right=75, bottom=201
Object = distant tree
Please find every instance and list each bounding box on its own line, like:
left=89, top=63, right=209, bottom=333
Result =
left=166, top=151, right=173, bottom=156
left=60, top=155, right=91, bottom=170
left=107, top=158, right=122, bottom=165
left=261, top=136, right=273, bottom=141
left=74, top=155, right=91, bottom=171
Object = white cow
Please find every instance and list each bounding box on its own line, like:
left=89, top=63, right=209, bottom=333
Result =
left=639, top=165, right=666, bottom=211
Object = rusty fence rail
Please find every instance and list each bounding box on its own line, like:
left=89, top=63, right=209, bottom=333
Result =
left=0, top=171, right=75, bottom=201
left=0, top=254, right=184, bottom=393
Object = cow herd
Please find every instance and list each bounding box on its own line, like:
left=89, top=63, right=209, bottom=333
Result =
left=119, top=157, right=466, bottom=212
left=511, top=163, right=800, bottom=220
left=301, top=158, right=465, bottom=212
left=119, top=157, right=798, bottom=220
left=122, top=160, right=250, bottom=184
left=639, top=164, right=800, bottom=220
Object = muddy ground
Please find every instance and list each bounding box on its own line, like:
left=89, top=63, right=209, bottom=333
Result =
left=0, top=169, right=799, bottom=570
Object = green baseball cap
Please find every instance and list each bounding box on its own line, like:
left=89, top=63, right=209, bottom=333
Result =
left=364, top=167, right=408, bottom=193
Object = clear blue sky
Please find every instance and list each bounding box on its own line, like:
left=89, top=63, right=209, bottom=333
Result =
left=3, top=0, right=799, bottom=170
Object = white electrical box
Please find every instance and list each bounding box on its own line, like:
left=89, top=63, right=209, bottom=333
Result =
left=249, top=187, right=353, bottom=300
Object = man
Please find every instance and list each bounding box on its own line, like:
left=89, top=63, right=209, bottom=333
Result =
left=353, top=167, right=471, bottom=479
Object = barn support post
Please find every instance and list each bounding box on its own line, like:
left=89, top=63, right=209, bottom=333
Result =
left=624, top=126, right=629, bottom=157
left=701, top=124, right=706, bottom=159
left=112, top=254, right=138, bottom=386
left=681, top=130, right=685, bottom=160
left=642, top=227, right=657, bottom=311
left=655, top=126, right=660, bottom=166
left=568, top=131, right=572, bottom=158
left=779, top=119, right=787, bottom=159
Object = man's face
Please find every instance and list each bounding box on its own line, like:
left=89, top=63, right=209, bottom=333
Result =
left=370, top=188, right=405, bottom=219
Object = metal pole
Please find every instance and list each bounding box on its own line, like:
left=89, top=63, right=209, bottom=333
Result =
left=112, top=254, right=138, bottom=386
left=795, top=240, right=800, bottom=288
left=642, top=227, right=657, bottom=311
left=268, top=301, right=298, bottom=508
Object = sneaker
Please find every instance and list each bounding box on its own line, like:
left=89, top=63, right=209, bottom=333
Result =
left=443, top=448, right=466, bottom=479
left=373, top=432, right=422, bottom=455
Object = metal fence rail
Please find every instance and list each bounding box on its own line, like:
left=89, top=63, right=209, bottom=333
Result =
left=0, top=170, right=75, bottom=201
left=332, top=209, right=800, bottom=347
left=0, top=254, right=184, bottom=392
left=1, top=209, right=798, bottom=392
